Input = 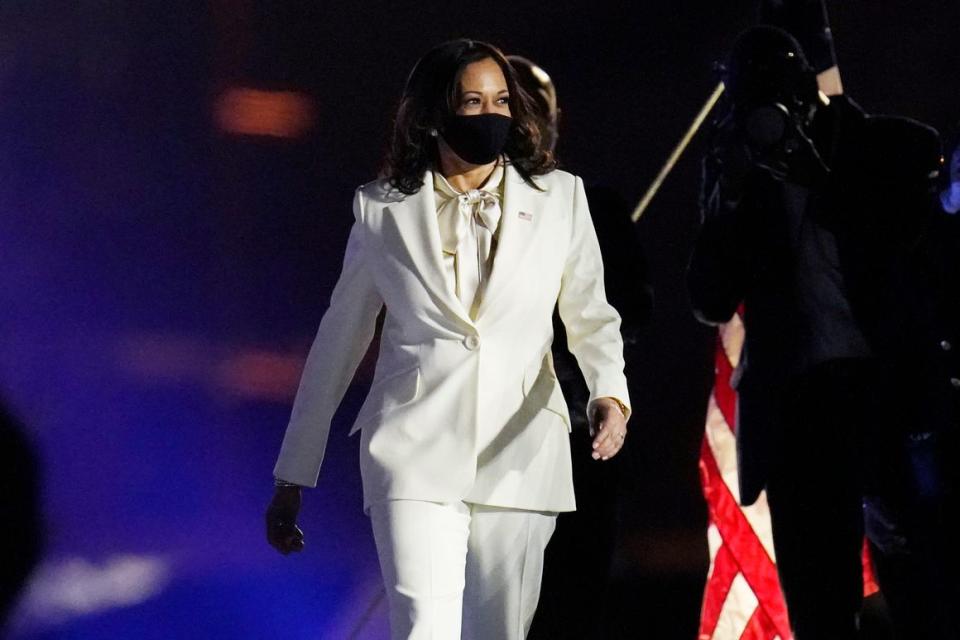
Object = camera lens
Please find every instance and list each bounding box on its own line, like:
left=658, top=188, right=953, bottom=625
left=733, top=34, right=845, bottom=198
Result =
left=744, top=103, right=789, bottom=149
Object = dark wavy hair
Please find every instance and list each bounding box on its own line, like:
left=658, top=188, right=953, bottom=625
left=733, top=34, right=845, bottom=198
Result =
left=383, top=39, right=557, bottom=195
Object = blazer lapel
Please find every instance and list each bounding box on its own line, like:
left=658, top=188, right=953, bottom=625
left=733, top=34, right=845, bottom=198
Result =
left=383, top=170, right=475, bottom=328
left=475, top=164, right=549, bottom=319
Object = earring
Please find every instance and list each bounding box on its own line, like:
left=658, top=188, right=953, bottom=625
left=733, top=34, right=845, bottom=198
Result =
left=428, top=128, right=439, bottom=137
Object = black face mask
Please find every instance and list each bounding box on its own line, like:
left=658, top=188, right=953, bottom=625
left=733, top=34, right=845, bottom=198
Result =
left=440, top=113, right=512, bottom=165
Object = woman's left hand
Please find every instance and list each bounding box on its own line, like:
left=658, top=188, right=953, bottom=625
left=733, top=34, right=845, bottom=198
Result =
left=588, top=398, right=628, bottom=461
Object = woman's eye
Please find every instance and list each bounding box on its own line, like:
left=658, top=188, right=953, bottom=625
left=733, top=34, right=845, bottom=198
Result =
left=497, top=96, right=510, bottom=105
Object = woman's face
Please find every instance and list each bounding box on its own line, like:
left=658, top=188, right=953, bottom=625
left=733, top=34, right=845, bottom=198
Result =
left=454, top=58, right=511, bottom=117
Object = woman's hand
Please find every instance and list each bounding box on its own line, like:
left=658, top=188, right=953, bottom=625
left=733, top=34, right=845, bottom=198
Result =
left=589, top=398, right=628, bottom=461
left=266, top=485, right=305, bottom=554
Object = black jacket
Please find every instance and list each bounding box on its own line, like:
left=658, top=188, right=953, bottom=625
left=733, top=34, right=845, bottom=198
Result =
left=688, top=96, right=951, bottom=505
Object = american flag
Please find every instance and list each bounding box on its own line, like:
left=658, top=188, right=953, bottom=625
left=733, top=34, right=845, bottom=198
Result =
left=697, top=312, right=879, bottom=640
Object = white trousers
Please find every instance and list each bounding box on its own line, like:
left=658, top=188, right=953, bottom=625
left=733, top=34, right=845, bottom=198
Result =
left=369, top=500, right=557, bottom=640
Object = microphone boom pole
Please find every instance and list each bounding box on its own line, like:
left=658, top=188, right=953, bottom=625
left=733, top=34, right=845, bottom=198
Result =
left=631, top=82, right=726, bottom=223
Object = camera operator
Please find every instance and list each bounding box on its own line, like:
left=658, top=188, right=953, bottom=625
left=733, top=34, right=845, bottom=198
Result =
left=687, top=24, right=955, bottom=638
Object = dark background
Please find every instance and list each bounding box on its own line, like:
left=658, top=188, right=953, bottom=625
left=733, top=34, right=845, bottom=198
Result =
left=1, top=1, right=957, bottom=638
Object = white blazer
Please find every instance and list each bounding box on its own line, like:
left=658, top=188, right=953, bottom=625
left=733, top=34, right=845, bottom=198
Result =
left=274, top=164, right=630, bottom=512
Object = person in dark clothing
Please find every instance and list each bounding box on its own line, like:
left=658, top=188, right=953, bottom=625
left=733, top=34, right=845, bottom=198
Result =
left=862, top=139, right=960, bottom=638
left=0, top=402, right=42, bottom=630
left=687, top=23, right=957, bottom=639
left=509, top=55, right=653, bottom=640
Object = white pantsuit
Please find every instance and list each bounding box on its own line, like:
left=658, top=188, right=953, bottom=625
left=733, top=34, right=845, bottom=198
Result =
left=370, top=500, right=556, bottom=639
left=274, top=163, right=630, bottom=637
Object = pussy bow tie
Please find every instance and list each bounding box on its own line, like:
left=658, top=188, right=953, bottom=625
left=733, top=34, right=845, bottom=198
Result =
left=437, top=188, right=502, bottom=255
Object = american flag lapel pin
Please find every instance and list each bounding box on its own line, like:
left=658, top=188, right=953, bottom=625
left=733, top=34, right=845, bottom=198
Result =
left=518, top=210, right=533, bottom=221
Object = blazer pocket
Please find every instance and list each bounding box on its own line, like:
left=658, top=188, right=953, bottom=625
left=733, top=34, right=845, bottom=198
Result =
left=349, top=366, right=421, bottom=435
left=522, top=354, right=572, bottom=432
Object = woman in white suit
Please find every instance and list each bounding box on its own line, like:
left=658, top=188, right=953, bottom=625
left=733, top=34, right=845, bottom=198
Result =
left=265, top=39, right=631, bottom=639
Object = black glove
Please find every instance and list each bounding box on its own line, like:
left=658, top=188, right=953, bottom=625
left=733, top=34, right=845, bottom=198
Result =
left=265, top=485, right=305, bottom=554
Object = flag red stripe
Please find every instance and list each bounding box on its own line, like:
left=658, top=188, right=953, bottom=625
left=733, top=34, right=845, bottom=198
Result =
left=738, top=606, right=777, bottom=640
left=861, top=538, right=879, bottom=596
left=758, top=605, right=782, bottom=639
left=699, top=542, right=741, bottom=638
left=700, top=437, right=792, bottom=639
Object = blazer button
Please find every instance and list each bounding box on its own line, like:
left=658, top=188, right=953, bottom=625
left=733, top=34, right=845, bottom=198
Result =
left=463, top=335, right=481, bottom=351
left=951, top=377, right=960, bottom=389
left=940, top=340, right=953, bottom=352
